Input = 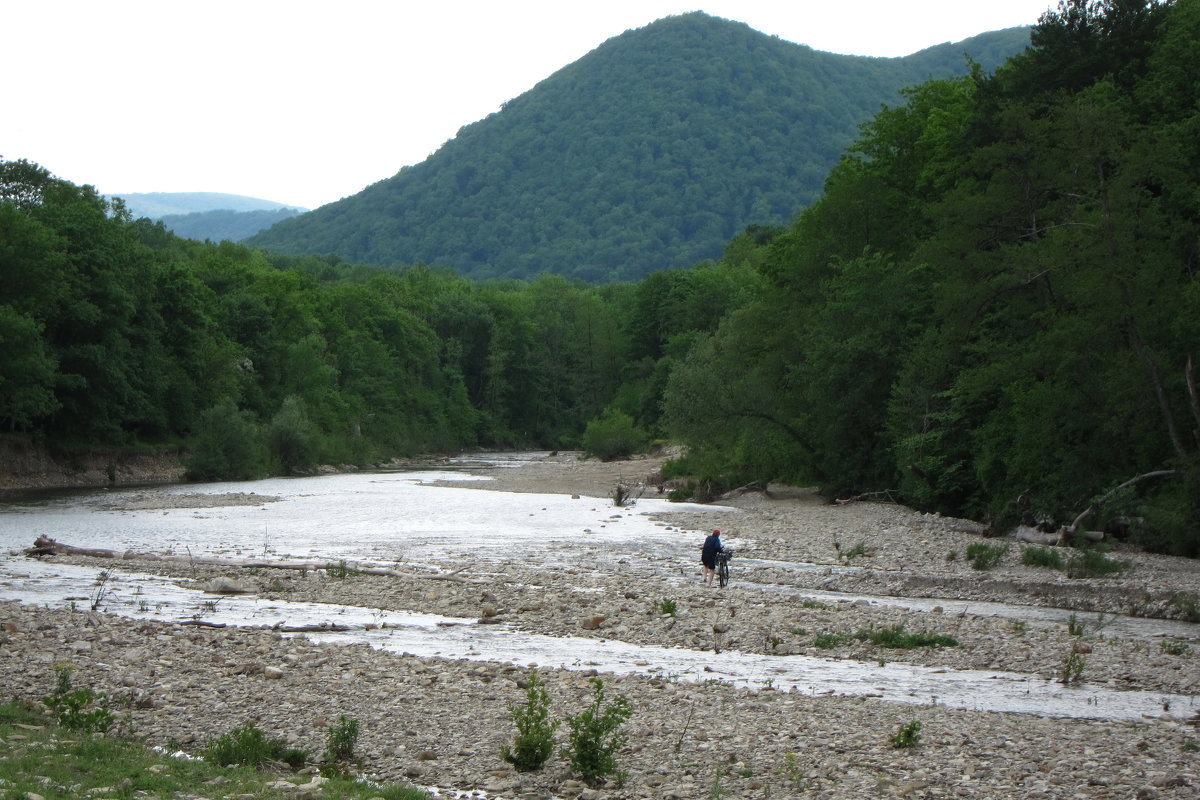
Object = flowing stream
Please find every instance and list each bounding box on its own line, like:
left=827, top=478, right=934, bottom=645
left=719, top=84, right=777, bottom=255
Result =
left=2, top=458, right=1197, bottom=724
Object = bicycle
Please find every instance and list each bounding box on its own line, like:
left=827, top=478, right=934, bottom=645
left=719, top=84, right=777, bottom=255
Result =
left=715, top=549, right=734, bottom=587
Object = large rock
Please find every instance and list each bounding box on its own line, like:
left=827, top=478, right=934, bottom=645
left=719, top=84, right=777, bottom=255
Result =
left=202, top=577, right=255, bottom=594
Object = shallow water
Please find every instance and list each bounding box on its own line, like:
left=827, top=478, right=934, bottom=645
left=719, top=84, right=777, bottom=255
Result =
left=2, top=462, right=1196, bottom=723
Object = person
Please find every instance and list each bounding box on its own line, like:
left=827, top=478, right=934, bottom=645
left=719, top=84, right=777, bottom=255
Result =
left=701, top=528, right=724, bottom=586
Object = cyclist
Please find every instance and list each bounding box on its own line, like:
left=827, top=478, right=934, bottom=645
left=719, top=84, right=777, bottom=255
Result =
left=701, top=528, right=724, bottom=586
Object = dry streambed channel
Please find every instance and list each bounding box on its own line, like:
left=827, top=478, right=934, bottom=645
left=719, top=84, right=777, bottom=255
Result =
left=2, top=453, right=1199, bottom=798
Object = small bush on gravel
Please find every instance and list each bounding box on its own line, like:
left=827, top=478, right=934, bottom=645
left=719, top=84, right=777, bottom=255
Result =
left=1061, top=650, right=1086, bottom=684
left=854, top=625, right=958, bottom=649
left=324, top=715, right=360, bottom=764
left=813, top=631, right=845, bottom=649
left=965, top=542, right=1008, bottom=570
left=42, top=662, right=115, bottom=734
left=888, top=720, right=922, bottom=748
left=1168, top=593, right=1200, bottom=622
left=1160, top=639, right=1190, bottom=656
left=1066, top=548, right=1132, bottom=578
left=563, top=677, right=632, bottom=786
left=501, top=671, right=558, bottom=772
left=1022, top=546, right=1065, bottom=570
left=202, top=722, right=307, bottom=770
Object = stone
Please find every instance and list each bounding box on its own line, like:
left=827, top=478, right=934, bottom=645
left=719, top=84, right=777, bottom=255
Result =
left=202, top=577, right=254, bottom=594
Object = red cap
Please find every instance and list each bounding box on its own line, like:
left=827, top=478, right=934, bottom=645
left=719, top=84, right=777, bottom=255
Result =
left=713, top=529, right=720, bottom=534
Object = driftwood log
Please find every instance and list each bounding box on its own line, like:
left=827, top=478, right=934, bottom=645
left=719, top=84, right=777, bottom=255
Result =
left=1010, top=525, right=1105, bottom=546
left=23, top=536, right=482, bottom=584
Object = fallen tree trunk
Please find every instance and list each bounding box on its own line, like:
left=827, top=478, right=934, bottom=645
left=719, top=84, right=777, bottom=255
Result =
left=1010, top=525, right=1105, bottom=546
left=23, top=536, right=482, bottom=584
left=24, top=537, right=118, bottom=559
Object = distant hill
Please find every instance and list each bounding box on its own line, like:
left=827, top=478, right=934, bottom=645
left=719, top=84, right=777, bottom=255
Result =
left=111, top=192, right=307, bottom=243
left=247, top=13, right=1030, bottom=281
left=157, top=207, right=305, bottom=242
left=113, top=192, right=305, bottom=219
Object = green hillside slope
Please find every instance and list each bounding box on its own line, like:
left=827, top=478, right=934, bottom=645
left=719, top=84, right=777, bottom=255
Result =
left=248, top=13, right=1029, bottom=281
left=159, top=207, right=304, bottom=242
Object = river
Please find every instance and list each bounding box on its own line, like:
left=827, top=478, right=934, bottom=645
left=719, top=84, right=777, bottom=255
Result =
left=2, top=457, right=1197, bottom=724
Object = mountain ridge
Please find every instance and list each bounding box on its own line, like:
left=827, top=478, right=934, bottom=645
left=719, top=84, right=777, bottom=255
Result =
left=247, top=13, right=1030, bottom=281
left=113, top=191, right=307, bottom=220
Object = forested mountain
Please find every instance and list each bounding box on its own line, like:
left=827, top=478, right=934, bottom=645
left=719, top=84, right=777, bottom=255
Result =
left=247, top=13, right=1029, bottom=281
left=159, top=207, right=304, bottom=242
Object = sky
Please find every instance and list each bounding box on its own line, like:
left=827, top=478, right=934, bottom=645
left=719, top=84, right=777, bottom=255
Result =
left=7, top=1, right=1056, bottom=211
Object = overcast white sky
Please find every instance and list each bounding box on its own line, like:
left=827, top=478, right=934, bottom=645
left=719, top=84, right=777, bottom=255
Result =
left=7, top=1, right=1055, bottom=210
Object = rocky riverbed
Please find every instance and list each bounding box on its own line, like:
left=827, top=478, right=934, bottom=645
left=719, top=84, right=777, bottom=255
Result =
left=3, top=453, right=1200, bottom=798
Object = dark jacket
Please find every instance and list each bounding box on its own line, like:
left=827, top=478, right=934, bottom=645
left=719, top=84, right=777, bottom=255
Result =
left=701, top=534, right=723, bottom=567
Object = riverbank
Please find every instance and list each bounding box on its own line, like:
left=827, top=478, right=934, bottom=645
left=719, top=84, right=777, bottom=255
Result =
left=3, top=453, right=1199, bottom=798
left=0, top=438, right=187, bottom=491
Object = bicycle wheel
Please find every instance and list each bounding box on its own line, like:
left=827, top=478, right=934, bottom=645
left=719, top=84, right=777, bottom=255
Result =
left=718, top=555, right=729, bottom=587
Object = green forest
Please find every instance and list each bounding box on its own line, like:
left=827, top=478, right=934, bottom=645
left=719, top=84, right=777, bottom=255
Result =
left=2, top=0, right=1197, bottom=557
left=247, top=14, right=1029, bottom=281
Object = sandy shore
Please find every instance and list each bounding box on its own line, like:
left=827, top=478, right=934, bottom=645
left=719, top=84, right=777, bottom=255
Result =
left=3, top=452, right=1199, bottom=799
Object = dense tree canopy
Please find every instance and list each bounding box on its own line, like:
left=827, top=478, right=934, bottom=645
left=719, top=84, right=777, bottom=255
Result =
left=662, top=0, right=1200, bottom=554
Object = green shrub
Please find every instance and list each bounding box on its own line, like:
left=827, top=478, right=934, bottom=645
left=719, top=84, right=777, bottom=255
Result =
left=1168, top=593, right=1200, bottom=623
left=184, top=400, right=267, bottom=481
left=1061, top=650, right=1085, bottom=684
left=658, top=598, right=678, bottom=617
left=1066, top=548, right=1132, bottom=578
left=1021, top=546, right=1065, bottom=570
left=325, top=559, right=359, bottom=579
left=580, top=409, right=647, bottom=462
left=563, top=678, right=632, bottom=786
left=202, top=722, right=307, bottom=770
left=41, top=662, right=114, bottom=734
left=965, top=542, right=1008, bottom=570
left=888, top=720, right=922, bottom=749
left=854, top=625, right=958, bottom=649
left=267, top=395, right=320, bottom=473
left=1160, top=639, right=1190, bottom=656
left=324, top=715, right=360, bottom=763
left=840, top=541, right=868, bottom=560
left=501, top=672, right=559, bottom=772
left=813, top=631, right=844, bottom=649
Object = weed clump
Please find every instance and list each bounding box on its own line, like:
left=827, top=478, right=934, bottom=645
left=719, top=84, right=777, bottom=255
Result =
left=965, top=542, right=1008, bottom=570
left=42, top=662, right=115, bottom=734
left=888, top=719, right=922, bottom=748
left=1066, top=549, right=1132, bottom=578
left=1021, top=546, right=1065, bottom=569
left=813, top=631, right=844, bottom=649
left=854, top=625, right=958, bottom=649
left=202, top=722, right=307, bottom=770
left=324, top=715, right=360, bottom=764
